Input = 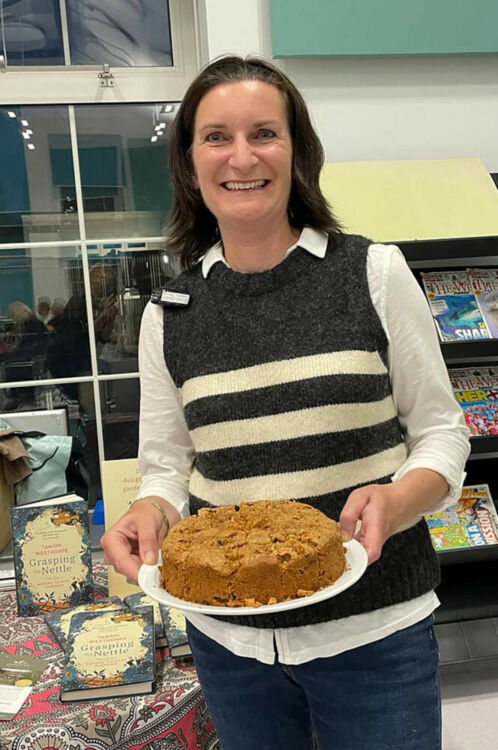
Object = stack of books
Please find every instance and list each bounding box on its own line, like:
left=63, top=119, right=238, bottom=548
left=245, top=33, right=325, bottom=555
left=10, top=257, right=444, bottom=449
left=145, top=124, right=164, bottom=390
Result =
left=10, top=493, right=191, bottom=702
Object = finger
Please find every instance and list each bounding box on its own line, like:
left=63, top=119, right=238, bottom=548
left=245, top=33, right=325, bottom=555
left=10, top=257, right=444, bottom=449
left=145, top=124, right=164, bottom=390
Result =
left=101, top=529, right=143, bottom=581
left=340, top=486, right=372, bottom=541
left=138, top=527, right=163, bottom=566
left=356, top=500, right=386, bottom=565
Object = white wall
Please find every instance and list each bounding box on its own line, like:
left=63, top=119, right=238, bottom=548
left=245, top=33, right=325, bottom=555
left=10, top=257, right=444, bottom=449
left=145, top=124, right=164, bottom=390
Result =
left=198, top=0, right=498, bottom=172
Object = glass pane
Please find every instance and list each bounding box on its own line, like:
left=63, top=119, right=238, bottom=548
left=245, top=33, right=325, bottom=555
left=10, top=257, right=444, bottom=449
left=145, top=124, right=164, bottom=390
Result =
left=74, top=103, right=179, bottom=239
left=1, top=0, right=64, bottom=66
left=87, top=241, right=180, bottom=374
left=66, top=0, right=172, bottom=67
left=101, top=378, right=140, bottom=460
left=0, top=106, right=79, bottom=243
left=0, top=245, right=92, bottom=383
left=0, top=381, right=101, bottom=506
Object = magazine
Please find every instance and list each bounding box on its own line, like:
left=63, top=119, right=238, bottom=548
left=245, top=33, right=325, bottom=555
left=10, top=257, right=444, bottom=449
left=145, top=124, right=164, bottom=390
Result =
left=425, top=484, right=498, bottom=550
left=448, top=367, right=498, bottom=436
left=421, top=270, right=490, bottom=341
left=467, top=268, right=498, bottom=339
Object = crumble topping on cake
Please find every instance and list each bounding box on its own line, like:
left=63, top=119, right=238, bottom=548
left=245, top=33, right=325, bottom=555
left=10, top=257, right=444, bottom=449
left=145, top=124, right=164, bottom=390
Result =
left=160, top=500, right=346, bottom=607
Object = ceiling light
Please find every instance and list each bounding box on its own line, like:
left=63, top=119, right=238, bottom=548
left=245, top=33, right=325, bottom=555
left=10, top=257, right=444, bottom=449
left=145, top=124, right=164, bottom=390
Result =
left=27, top=144, right=35, bottom=150
left=154, top=124, right=163, bottom=131
left=26, top=129, right=33, bottom=135
left=21, top=119, right=29, bottom=126
left=22, top=131, right=30, bottom=139
left=150, top=135, right=158, bottom=142
left=7, top=111, right=16, bottom=118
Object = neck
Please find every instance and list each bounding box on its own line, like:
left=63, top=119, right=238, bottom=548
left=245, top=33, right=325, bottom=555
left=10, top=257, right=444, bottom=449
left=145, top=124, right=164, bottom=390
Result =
left=220, top=218, right=300, bottom=273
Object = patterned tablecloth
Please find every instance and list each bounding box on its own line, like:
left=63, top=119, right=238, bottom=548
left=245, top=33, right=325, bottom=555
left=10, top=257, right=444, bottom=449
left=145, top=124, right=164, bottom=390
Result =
left=0, top=564, right=219, bottom=750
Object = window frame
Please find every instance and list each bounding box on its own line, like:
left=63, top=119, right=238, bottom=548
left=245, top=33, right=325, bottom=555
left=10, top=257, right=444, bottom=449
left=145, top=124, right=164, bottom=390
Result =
left=0, top=0, right=199, bottom=482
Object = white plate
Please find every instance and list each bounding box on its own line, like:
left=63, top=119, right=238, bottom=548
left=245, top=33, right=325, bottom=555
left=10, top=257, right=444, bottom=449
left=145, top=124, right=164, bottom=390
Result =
left=138, top=539, right=368, bottom=616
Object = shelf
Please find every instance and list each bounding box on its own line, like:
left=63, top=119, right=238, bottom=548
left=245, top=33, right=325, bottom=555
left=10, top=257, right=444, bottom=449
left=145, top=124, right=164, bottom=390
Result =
left=441, top=339, right=498, bottom=365
left=398, top=236, right=498, bottom=266
left=436, top=558, right=498, bottom=624
left=438, top=544, right=498, bottom=566
left=468, top=435, right=498, bottom=461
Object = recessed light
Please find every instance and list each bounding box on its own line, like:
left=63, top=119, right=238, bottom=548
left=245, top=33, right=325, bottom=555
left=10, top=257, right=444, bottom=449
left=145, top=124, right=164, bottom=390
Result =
left=22, top=131, right=30, bottom=139
left=151, top=135, right=158, bottom=142
left=7, top=111, right=16, bottom=118
left=27, top=144, right=35, bottom=150
left=21, top=119, right=29, bottom=126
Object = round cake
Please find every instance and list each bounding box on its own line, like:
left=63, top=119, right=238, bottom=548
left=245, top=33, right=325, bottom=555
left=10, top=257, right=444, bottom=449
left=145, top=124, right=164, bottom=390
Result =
left=160, top=500, right=346, bottom=607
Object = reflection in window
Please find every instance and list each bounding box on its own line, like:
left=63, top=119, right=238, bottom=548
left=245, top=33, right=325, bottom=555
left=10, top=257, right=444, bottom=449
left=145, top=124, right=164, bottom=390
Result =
left=0, top=246, right=90, bottom=384
left=66, top=0, right=172, bottom=67
left=101, top=378, right=140, bottom=460
left=0, top=106, right=78, bottom=244
left=74, top=103, right=179, bottom=239
left=87, top=242, right=179, bottom=374
left=1, top=0, right=64, bottom=66
left=0, top=381, right=101, bottom=505
left=1, top=0, right=172, bottom=67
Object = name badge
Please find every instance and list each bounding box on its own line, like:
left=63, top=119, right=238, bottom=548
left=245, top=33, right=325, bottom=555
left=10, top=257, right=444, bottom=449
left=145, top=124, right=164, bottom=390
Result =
left=151, top=289, right=191, bottom=308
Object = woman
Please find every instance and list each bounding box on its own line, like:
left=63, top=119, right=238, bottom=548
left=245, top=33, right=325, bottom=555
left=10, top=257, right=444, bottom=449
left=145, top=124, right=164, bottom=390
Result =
left=102, top=56, right=470, bottom=749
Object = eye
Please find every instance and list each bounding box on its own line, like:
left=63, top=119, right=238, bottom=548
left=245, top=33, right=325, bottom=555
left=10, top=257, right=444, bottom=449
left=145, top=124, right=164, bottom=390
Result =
left=206, top=132, right=226, bottom=143
left=257, top=128, right=276, bottom=139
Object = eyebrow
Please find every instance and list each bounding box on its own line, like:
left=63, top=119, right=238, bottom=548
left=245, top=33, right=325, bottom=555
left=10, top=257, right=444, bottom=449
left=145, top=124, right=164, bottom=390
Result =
left=197, top=120, right=281, bottom=132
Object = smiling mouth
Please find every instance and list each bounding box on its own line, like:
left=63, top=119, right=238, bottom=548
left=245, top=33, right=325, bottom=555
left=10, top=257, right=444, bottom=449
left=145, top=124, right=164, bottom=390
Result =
left=222, top=180, right=269, bottom=191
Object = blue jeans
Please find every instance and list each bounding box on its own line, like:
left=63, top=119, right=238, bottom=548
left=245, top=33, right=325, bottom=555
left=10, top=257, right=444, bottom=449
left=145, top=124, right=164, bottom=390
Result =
left=187, top=615, right=441, bottom=750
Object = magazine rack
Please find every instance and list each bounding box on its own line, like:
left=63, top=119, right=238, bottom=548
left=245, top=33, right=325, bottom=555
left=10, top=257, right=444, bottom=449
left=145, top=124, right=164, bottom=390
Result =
left=398, top=233, right=498, bottom=670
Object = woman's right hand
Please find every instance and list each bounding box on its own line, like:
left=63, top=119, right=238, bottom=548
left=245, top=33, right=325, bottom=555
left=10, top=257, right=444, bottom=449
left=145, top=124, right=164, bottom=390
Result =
left=100, top=497, right=181, bottom=583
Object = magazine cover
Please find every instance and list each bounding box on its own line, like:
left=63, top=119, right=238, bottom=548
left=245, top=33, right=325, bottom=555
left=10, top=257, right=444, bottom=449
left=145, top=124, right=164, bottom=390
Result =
left=425, top=485, right=498, bottom=550
left=448, top=367, right=498, bottom=436
left=467, top=267, right=498, bottom=338
left=421, top=270, right=490, bottom=341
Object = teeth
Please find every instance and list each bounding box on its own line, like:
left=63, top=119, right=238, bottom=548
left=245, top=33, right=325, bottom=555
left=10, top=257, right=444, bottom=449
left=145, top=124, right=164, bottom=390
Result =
left=224, top=180, right=266, bottom=191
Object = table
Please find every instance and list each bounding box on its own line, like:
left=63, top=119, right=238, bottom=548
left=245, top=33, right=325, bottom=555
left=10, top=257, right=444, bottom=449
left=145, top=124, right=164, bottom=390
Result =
left=0, top=564, right=220, bottom=750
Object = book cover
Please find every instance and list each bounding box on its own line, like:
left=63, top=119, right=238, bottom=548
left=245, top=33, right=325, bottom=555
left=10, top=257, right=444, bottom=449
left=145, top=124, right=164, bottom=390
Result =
left=60, top=606, right=155, bottom=702
left=421, top=270, right=490, bottom=341
left=162, top=606, right=192, bottom=659
left=448, top=367, right=498, bottom=436
left=11, top=494, right=93, bottom=617
left=467, top=267, right=498, bottom=338
left=124, top=592, right=168, bottom=647
left=44, top=597, right=123, bottom=650
left=425, top=484, right=498, bottom=550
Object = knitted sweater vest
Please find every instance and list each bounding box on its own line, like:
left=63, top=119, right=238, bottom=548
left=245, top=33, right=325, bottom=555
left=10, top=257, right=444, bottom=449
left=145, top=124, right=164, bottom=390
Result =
left=160, top=233, right=440, bottom=628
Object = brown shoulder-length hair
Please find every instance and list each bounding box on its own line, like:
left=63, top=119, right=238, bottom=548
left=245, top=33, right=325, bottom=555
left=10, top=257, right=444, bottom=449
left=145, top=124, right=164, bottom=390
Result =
left=167, top=55, right=342, bottom=270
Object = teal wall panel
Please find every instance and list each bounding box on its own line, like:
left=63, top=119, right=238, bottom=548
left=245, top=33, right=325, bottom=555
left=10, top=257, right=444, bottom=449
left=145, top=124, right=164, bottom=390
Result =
left=270, top=0, right=498, bottom=57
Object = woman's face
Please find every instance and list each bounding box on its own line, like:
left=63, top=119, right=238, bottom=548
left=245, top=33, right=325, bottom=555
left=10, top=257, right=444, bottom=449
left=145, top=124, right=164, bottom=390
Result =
left=191, top=80, right=293, bottom=231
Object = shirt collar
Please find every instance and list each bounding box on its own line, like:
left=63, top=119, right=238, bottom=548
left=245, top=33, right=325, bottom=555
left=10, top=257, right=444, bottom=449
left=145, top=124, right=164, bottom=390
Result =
left=201, top=227, right=329, bottom=279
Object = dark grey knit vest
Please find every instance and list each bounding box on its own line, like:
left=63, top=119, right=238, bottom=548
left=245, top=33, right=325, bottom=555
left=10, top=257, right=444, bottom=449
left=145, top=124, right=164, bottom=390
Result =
left=159, top=233, right=440, bottom=628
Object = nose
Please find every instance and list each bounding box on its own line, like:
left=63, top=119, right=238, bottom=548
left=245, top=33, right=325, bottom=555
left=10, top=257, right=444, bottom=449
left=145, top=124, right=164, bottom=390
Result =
left=228, top=134, right=259, bottom=172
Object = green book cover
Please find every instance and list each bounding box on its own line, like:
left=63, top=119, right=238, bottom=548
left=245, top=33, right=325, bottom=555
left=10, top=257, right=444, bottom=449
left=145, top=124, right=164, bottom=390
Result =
left=11, top=494, right=93, bottom=617
left=61, top=606, right=155, bottom=701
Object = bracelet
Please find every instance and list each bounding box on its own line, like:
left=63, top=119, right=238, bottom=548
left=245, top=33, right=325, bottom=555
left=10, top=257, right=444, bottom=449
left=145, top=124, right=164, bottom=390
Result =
left=130, top=498, right=170, bottom=533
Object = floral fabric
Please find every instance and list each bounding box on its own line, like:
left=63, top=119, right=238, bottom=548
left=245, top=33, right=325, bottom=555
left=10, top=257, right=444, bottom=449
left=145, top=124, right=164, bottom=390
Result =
left=0, top=564, right=219, bottom=750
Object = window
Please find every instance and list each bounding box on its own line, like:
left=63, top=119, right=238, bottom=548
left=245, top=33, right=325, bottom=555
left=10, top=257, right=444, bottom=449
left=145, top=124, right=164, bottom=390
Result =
left=0, top=1, right=198, bottom=504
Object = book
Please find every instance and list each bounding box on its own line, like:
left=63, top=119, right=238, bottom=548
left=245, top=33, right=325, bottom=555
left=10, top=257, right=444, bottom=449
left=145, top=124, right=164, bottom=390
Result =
left=467, top=267, right=498, bottom=339
left=10, top=494, right=93, bottom=617
left=425, top=484, right=498, bottom=550
left=60, top=606, right=155, bottom=701
left=124, top=592, right=168, bottom=648
left=44, top=597, right=123, bottom=650
left=421, top=270, right=490, bottom=341
left=162, top=606, right=192, bottom=659
left=448, top=367, right=498, bottom=436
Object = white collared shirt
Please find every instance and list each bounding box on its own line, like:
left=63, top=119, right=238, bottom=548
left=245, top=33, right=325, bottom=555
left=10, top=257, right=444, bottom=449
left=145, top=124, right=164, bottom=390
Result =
left=137, top=228, right=470, bottom=664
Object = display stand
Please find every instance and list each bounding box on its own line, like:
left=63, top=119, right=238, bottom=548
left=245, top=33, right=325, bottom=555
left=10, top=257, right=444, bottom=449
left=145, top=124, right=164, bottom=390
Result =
left=399, top=234, right=498, bottom=670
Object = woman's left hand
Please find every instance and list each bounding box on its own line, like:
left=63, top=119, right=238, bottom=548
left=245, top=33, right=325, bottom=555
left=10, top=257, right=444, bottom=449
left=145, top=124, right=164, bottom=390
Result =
left=339, top=469, right=450, bottom=565
left=339, top=483, right=405, bottom=565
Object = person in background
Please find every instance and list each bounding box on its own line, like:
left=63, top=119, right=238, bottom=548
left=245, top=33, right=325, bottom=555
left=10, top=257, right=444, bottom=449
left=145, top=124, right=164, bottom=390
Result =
left=36, top=296, right=52, bottom=325
left=101, top=56, right=470, bottom=750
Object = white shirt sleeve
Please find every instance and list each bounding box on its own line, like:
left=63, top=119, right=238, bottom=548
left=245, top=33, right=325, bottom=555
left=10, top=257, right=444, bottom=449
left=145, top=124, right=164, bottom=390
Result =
left=367, top=244, right=471, bottom=512
left=136, top=301, right=194, bottom=518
